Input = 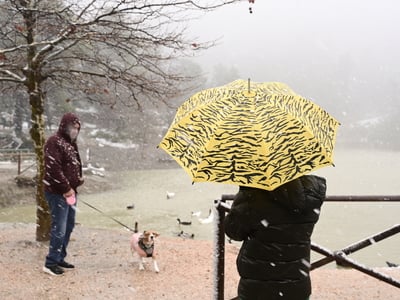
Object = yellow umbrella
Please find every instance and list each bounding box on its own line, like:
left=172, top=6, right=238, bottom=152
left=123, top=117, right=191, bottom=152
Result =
left=159, top=79, right=340, bottom=190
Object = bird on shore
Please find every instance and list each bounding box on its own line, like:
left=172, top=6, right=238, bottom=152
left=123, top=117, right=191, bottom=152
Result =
left=173, top=230, right=195, bottom=239
left=179, top=231, right=195, bottom=239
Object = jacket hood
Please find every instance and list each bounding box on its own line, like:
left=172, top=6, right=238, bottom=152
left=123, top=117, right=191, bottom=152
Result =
left=239, top=175, right=326, bottom=212
left=57, top=112, right=81, bottom=140
left=272, top=175, right=326, bottom=212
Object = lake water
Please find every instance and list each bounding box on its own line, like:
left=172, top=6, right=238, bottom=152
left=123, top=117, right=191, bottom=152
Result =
left=1, top=148, right=399, bottom=268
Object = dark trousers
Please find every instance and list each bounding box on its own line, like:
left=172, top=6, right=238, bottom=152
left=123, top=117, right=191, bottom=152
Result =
left=44, top=192, right=76, bottom=266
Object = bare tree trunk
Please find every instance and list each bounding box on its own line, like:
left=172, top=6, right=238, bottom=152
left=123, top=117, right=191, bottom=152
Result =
left=29, top=91, right=50, bottom=241
left=22, top=6, right=50, bottom=241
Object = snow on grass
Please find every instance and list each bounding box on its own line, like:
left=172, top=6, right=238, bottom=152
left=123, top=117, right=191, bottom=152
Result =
left=95, top=138, right=138, bottom=149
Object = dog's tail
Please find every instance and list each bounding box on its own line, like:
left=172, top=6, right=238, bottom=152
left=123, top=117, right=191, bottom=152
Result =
left=134, top=221, right=139, bottom=233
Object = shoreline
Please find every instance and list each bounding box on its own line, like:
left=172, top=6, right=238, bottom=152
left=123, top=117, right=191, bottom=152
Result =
left=1, top=222, right=399, bottom=299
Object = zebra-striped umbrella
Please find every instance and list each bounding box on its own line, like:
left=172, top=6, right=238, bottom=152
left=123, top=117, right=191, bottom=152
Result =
left=159, top=79, right=340, bottom=191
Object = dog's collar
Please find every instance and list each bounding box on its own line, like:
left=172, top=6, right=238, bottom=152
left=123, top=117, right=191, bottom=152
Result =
left=138, top=238, right=154, bottom=257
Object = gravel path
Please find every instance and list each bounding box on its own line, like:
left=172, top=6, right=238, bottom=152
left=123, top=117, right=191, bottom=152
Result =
left=0, top=223, right=399, bottom=299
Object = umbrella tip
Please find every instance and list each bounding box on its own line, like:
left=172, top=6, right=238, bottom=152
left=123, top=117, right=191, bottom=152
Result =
left=244, top=78, right=256, bottom=97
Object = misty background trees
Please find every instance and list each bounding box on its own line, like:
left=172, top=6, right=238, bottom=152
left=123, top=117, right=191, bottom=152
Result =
left=187, top=0, right=400, bottom=150
left=1, top=0, right=400, bottom=240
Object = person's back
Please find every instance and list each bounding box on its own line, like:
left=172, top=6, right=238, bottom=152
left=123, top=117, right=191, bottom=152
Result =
left=224, top=175, right=326, bottom=300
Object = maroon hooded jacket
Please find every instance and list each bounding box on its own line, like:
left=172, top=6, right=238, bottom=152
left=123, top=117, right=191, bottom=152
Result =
left=44, top=113, right=83, bottom=195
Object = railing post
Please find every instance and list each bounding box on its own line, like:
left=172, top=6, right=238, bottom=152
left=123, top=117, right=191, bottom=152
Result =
left=214, top=199, right=226, bottom=300
left=17, top=151, right=21, bottom=175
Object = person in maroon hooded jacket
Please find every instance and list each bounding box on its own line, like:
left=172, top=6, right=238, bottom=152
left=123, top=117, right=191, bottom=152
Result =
left=43, top=113, right=84, bottom=276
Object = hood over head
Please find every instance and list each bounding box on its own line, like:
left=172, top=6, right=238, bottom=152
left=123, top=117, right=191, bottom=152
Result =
left=238, top=175, right=326, bottom=213
left=57, top=112, right=81, bottom=141
left=272, top=175, right=326, bottom=212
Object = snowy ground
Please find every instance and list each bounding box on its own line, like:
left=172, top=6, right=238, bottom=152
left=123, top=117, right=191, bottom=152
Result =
left=0, top=223, right=399, bottom=300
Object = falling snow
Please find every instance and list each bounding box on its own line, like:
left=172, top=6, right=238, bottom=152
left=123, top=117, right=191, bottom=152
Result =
left=260, top=219, right=269, bottom=227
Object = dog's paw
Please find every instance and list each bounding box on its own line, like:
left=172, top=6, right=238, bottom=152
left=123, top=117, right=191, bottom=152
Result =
left=154, top=262, right=160, bottom=273
left=139, top=265, right=145, bottom=271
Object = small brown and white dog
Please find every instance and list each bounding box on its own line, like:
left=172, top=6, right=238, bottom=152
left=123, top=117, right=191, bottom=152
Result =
left=130, top=223, right=160, bottom=273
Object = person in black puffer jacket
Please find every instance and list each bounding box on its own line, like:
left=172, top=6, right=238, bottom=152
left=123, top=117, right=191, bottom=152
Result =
left=224, top=175, right=326, bottom=300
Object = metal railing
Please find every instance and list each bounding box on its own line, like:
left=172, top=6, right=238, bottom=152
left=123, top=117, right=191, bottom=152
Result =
left=214, top=195, right=400, bottom=300
left=0, top=148, right=36, bottom=174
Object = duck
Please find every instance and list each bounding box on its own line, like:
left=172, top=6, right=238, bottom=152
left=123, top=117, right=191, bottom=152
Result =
left=166, top=191, right=175, bottom=199
left=386, top=261, right=399, bottom=268
left=177, top=218, right=192, bottom=226
left=126, top=204, right=135, bottom=210
left=178, top=231, right=195, bottom=239
left=173, top=230, right=195, bottom=239
left=197, top=208, right=214, bottom=224
left=191, top=211, right=201, bottom=217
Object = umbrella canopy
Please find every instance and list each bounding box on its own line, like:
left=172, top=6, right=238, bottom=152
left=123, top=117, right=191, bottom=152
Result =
left=159, top=79, right=340, bottom=190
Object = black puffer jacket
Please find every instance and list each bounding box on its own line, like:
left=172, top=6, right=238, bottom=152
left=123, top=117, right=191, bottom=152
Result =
left=224, top=175, right=326, bottom=300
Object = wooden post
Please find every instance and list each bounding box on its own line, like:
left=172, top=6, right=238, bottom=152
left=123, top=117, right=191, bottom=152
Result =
left=17, top=151, right=21, bottom=175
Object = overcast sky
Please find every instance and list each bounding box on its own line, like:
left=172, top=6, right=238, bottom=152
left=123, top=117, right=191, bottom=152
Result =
left=186, top=0, right=400, bottom=123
